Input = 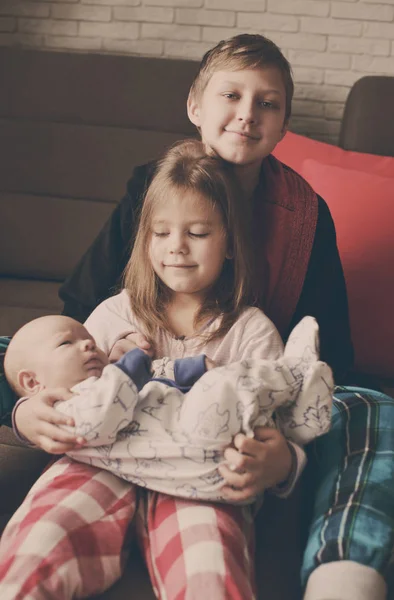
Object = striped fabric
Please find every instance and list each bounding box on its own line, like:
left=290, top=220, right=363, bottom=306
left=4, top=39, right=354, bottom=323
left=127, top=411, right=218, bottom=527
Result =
left=302, top=386, right=394, bottom=585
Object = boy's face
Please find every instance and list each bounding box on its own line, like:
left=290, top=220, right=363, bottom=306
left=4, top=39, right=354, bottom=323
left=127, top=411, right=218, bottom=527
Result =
left=188, top=66, right=287, bottom=177
left=26, top=317, right=108, bottom=391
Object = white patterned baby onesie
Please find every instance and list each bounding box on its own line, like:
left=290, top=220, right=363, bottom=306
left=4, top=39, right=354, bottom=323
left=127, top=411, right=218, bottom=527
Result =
left=57, top=316, right=333, bottom=503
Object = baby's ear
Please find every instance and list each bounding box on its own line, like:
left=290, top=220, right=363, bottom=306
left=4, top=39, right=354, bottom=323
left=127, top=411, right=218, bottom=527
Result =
left=17, top=370, right=42, bottom=396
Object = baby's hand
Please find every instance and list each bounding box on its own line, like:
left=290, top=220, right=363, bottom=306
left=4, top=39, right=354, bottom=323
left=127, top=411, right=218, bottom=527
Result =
left=219, top=427, right=292, bottom=503
left=109, top=333, right=154, bottom=362
left=204, top=357, right=217, bottom=371
left=14, top=388, right=85, bottom=454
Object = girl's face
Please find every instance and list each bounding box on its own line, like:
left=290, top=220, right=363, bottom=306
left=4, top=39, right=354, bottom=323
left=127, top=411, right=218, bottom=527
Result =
left=149, top=191, right=229, bottom=302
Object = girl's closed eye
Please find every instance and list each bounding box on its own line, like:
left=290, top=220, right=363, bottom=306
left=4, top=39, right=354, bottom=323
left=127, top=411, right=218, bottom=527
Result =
left=189, top=231, right=209, bottom=238
left=152, top=231, right=169, bottom=238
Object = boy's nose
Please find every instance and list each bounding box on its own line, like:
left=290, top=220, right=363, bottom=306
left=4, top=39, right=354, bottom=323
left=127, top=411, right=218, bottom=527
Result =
left=237, top=100, right=256, bottom=124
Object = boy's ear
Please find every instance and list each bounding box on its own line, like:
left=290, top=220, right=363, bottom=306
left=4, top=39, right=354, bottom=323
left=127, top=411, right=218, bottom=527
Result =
left=187, top=92, right=201, bottom=127
left=279, top=122, right=289, bottom=141
left=17, top=370, right=42, bottom=396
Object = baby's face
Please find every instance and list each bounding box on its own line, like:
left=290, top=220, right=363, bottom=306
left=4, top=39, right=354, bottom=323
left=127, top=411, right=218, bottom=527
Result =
left=31, top=317, right=109, bottom=390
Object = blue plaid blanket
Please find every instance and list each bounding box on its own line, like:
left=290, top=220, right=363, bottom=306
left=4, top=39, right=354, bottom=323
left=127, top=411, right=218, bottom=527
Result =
left=302, top=386, right=394, bottom=585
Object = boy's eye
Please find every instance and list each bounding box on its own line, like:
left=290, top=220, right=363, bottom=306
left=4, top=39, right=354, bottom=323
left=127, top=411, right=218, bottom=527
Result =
left=260, top=100, right=278, bottom=109
left=59, top=340, right=71, bottom=347
left=223, top=93, right=238, bottom=100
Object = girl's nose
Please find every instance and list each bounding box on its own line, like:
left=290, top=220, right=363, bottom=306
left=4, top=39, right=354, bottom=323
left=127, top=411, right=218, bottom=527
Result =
left=169, top=233, right=187, bottom=254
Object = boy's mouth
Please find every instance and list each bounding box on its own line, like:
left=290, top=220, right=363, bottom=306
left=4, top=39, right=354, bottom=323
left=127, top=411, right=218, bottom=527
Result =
left=225, top=129, right=260, bottom=141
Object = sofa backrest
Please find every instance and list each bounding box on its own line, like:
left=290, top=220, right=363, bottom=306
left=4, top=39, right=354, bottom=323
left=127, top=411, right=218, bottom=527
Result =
left=339, top=75, right=394, bottom=157
left=0, top=48, right=198, bottom=282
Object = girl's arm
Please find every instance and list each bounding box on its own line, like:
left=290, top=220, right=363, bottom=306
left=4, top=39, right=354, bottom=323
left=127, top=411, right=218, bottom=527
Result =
left=219, top=308, right=306, bottom=500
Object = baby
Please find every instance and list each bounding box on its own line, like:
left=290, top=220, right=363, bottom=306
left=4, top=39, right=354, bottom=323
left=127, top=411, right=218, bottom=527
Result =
left=5, top=314, right=333, bottom=503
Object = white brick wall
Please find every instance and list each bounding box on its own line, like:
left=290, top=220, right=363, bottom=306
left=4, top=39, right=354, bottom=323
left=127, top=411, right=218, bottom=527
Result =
left=2, top=0, right=394, bottom=143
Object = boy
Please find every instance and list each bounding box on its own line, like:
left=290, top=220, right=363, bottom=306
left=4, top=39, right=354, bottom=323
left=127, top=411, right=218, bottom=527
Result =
left=11, top=34, right=390, bottom=600
left=3, top=314, right=331, bottom=505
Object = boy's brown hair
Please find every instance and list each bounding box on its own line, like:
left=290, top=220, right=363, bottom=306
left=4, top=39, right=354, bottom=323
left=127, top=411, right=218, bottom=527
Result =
left=123, top=139, right=256, bottom=345
left=190, top=33, right=294, bottom=124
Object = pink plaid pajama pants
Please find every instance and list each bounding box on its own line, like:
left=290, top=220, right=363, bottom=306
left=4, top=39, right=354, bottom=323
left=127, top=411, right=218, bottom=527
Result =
left=0, top=456, right=256, bottom=599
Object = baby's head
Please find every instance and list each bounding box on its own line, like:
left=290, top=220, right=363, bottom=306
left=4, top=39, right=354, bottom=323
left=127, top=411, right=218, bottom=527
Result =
left=5, top=315, right=108, bottom=397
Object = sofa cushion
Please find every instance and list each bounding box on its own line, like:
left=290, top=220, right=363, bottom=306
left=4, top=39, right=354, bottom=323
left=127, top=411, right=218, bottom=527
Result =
left=0, top=337, right=15, bottom=427
left=0, top=192, right=115, bottom=281
left=0, top=278, right=62, bottom=337
left=302, top=159, right=394, bottom=379
left=273, top=131, right=394, bottom=178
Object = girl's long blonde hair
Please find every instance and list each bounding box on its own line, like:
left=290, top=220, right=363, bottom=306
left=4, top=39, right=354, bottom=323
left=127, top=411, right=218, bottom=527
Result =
left=123, top=139, right=257, bottom=344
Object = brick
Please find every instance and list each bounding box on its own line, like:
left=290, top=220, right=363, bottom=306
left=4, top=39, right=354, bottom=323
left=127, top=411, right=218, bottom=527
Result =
left=271, top=32, right=326, bottom=51
left=331, top=1, right=394, bottom=21
left=141, top=22, right=200, bottom=40
left=19, top=18, right=77, bottom=35
left=52, top=5, right=111, bottom=22
left=176, top=8, right=235, bottom=26
left=164, top=39, right=212, bottom=59
left=114, top=6, right=173, bottom=22
left=79, top=21, right=139, bottom=38
left=267, top=0, right=329, bottom=17
left=292, top=66, right=324, bottom=84
left=353, top=54, right=394, bottom=73
left=289, top=49, right=351, bottom=69
left=103, top=38, right=164, bottom=55
left=364, top=21, right=394, bottom=39
left=290, top=115, right=341, bottom=136
left=144, top=0, right=203, bottom=6
left=300, top=16, right=362, bottom=36
left=328, top=35, right=390, bottom=56
left=325, top=102, right=345, bottom=120
left=295, top=83, right=349, bottom=102
left=359, top=0, right=394, bottom=4
left=0, top=32, right=44, bottom=46
left=82, top=0, right=140, bottom=5
left=292, top=99, right=325, bottom=117
left=0, top=16, right=16, bottom=32
left=324, top=69, right=368, bottom=86
left=45, top=35, right=102, bottom=50
left=0, top=1, right=50, bottom=18
left=237, top=12, right=299, bottom=32
left=202, top=26, right=245, bottom=43
left=205, top=0, right=266, bottom=10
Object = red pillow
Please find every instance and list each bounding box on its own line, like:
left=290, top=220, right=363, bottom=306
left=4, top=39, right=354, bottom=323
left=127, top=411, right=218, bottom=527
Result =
left=302, top=159, right=394, bottom=379
left=273, top=131, right=394, bottom=179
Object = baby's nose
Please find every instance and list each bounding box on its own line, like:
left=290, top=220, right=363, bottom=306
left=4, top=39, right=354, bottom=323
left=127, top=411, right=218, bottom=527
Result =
left=83, top=338, right=95, bottom=351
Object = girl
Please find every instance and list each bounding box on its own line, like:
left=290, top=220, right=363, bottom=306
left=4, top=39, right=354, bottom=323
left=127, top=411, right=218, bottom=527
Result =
left=0, top=139, right=320, bottom=599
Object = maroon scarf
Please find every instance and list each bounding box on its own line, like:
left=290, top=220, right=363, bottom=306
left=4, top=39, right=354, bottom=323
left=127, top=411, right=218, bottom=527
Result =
left=252, top=154, right=318, bottom=337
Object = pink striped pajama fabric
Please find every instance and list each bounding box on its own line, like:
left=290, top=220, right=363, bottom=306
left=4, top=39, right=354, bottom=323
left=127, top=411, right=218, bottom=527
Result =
left=0, top=457, right=257, bottom=599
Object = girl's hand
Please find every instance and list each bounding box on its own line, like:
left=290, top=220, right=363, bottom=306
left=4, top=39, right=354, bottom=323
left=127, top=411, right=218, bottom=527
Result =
left=109, top=333, right=154, bottom=363
left=219, top=427, right=292, bottom=503
left=14, top=388, right=85, bottom=454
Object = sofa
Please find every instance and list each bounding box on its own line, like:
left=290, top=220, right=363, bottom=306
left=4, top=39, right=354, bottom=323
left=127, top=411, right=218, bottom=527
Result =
left=0, top=47, right=393, bottom=599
